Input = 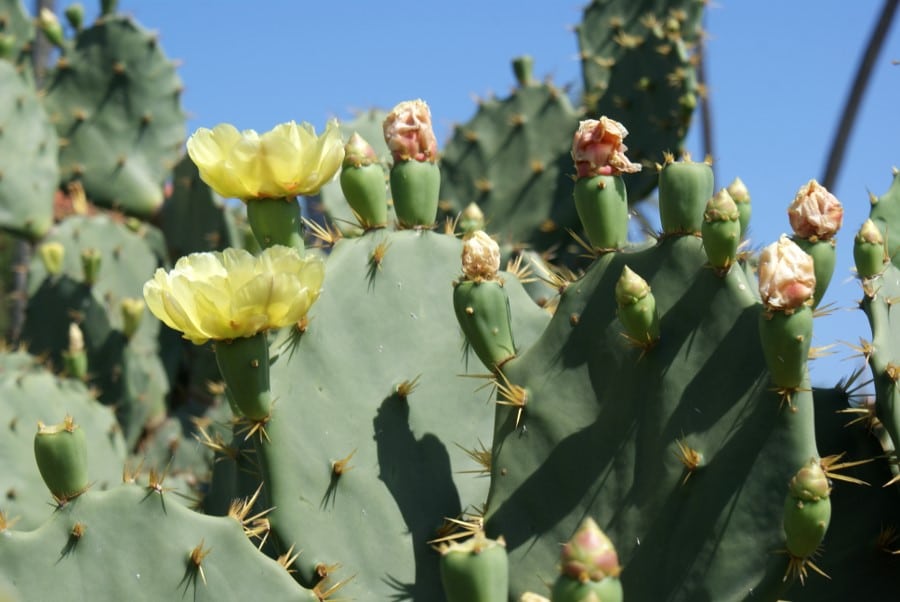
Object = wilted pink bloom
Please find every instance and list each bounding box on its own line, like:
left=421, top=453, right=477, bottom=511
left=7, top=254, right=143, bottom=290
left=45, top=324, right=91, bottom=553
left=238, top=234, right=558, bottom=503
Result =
left=787, top=180, right=843, bottom=240
left=383, top=99, right=438, bottom=162
left=571, top=117, right=642, bottom=178
left=758, top=235, right=816, bottom=310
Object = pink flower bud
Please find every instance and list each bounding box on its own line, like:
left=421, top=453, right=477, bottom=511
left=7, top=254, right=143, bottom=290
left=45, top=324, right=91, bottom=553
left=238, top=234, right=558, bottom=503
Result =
left=787, top=180, right=843, bottom=241
left=571, top=117, right=642, bottom=178
left=383, top=99, right=438, bottom=163
left=758, top=235, right=816, bottom=311
left=559, top=517, right=621, bottom=583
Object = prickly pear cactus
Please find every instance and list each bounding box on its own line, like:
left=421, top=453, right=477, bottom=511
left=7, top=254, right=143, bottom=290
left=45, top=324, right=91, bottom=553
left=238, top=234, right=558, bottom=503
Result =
left=0, top=0, right=33, bottom=66
left=256, top=228, right=549, bottom=599
left=440, top=58, right=581, bottom=257
left=0, top=348, right=125, bottom=530
left=0, top=485, right=317, bottom=600
left=577, top=0, right=703, bottom=201
left=0, top=59, right=57, bottom=239
left=42, top=11, right=186, bottom=216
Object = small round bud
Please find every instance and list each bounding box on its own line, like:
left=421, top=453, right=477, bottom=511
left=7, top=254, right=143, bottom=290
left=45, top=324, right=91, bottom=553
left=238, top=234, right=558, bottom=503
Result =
left=615, top=265, right=650, bottom=306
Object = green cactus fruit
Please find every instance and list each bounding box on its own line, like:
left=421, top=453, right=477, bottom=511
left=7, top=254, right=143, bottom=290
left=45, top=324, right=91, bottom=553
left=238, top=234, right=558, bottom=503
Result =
left=615, top=265, right=659, bottom=346
left=390, top=159, right=441, bottom=228
left=727, top=177, right=751, bottom=239
left=37, top=241, right=64, bottom=275
left=214, top=333, right=272, bottom=422
left=439, top=532, right=509, bottom=602
left=80, top=247, right=101, bottom=285
left=37, top=8, right=64, bottom=48
left=0, top=60, right=58, bottom=239
left=574, top=175, right=629, bottom=251
left=758, top=306, right=812, bottom=391
left=701, top=188, right=741, bottom=271
left=783, top=459, right=831, bottom=559
left=658, top=157, right=714, bottom=235
left=246, top=197, right=304, bottom=251
left=119, top=297, right=143, bottom=339
left=854, top=219, right=886, bottom=279
left=62, top=322, right=87, bottom=380
left=33, top=415, right=89, bottom=502
left=551, top=576, right=624, bottom=602
left=340, top=132, right=388, bottom=228
left=453, top=231, right=516, bottom=371
left=64, top=3, right=84, bottom=32
left=792, top=238, right=835, bottom=308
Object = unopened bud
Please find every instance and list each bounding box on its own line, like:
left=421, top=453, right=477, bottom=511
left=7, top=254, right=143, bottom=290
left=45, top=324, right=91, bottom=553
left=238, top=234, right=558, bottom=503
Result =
left=39, top=241, right=65, bottom=275
left=343, top=132, right=378, bottom=168
left=38, top=8, right=65, bottom=48
left=615, top=265, right=650, bottom=306
left=383, top=99, right=438, bottom=163
left=80, top=248, right=101, bottom=285
left=726, top=177, right=750, bottom=204
left=560, top=517, right=621, bottom=583
left=458, top=202, right=485, bottom=234
left=857, top=219, right=883, bottom=245
left=64, top=323, right=87, bottom=380
left=461, top=231, right=500, bottom=281
left=703, top=189, right=739, bottom=222
left=64, top=3, right=84, bottom=31
left=120, top=298, right=145, bottom=339
left=788, top=458, right=830, bottom=502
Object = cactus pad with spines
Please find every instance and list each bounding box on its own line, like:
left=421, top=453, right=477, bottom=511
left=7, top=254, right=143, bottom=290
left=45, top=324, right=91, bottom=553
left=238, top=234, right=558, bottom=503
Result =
left=43, top=13, right=186, bottom=216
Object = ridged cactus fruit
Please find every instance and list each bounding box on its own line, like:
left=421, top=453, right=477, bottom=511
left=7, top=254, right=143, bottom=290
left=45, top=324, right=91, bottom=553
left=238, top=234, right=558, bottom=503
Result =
left=340, top=132, right=388, bottom=229
left=0, top=59, right=58, bottom=239
left=615, top=265, right=659, bottom=347
left=440, top=58, right=581, bottom=255
left=483, top=170, right=820, bottom=598
left=384, top=99, right=441, bottom=228
left=658, top=154, right=714, bottom=235
left=757, top=235, right=816, bottom=393
left=251, top=228, right=548, bottom=599
left=853, top=218, right=886, bottom=279
left=0, top=349, right=125, bottom=529
left=42, top=12, right=186, bottom=216
left=33, top=415, right=88, bottom=503
left=782, top=459, right=831, bottom=583
left=550, top=517, right=623, bottom=602
left=788, top=180, right=843, bottom=307
left=453, top=231, right=517, bottom=371
left=0, top=485, right=318, bottom=600
left=439, top=531, right=509, bottom=602
left=701, top=188, right=741, bottom=272
left=577, top=0, right=703, bottom=201
left=727, top=176, right=752, bottom=239
left=572, top=117, right=641, bottom=252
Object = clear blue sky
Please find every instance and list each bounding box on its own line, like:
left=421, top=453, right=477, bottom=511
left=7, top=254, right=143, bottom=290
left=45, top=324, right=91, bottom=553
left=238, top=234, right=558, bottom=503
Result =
left=95, top=1, right=899, bottom=388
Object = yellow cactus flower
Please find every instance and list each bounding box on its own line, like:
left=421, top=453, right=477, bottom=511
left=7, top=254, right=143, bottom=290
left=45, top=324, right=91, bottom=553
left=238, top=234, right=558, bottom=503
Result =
left=186, top=120, right=344, bottom=200
left=143, top=246, right=324, bottom=344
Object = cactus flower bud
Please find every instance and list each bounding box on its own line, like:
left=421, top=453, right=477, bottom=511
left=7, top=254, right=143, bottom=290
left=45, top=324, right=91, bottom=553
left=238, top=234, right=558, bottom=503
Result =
left=383, top=99, right=438, bottom=163
left=788, top=458, right=830, bottom=502
left=120, top=298, right=145, bottom=339
left=702, top=189, right=741, bottom=271
left=64, top=322, right=87, bottom=380
left=571, top=117, right=642, bottom=178
left=726, top=177, right=750, bottom=204
left=343, top=132, right=378, bottom=168
left=458, top=202, right=485, bottom=234
left=38, top=241, right=65, bottom=276
left=461, top=231, right=500, bottom=282
left=80, top=247, right=101, bottom=285
left=758, top=235, right=816, bottom=311
left=704, top=188, right=739, bottom=223
left=787, top=180, right=844, bottom=241
left=68, top=322, right=84, bottom=354
left=64, top=3, right=84, bottom=31
left=38, top=8, right=65, bottom=48
left=854, top=219, right=887, bottom=279
left=615, top=265, right=650, bottom=306
left=560, top=518, right=621, bottom=583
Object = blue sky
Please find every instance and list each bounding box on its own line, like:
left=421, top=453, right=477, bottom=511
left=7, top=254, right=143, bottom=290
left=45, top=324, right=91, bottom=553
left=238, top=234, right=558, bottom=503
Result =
left=100, top=1, right=899, bottom=388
